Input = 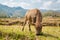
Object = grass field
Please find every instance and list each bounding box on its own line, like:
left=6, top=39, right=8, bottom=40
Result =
left=0, top=18, right=60, bottom=40
left=0, top=25, right=60, bottom=40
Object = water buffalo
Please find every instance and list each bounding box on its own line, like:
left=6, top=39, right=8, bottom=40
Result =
left=22, top=9, right=42, bottom=35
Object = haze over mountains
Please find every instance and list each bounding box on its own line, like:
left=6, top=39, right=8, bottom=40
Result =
left=0, top=4, right=27, bottom=18
left=0, top=4, right=60, bottom=18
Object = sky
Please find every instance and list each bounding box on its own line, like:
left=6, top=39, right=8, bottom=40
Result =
left=0, top=0, right=60, bottom=10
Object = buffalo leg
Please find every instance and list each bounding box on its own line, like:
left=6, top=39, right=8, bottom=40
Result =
left=28, top=21, right=31, bottom=31
left=29, top=24, right=31, bottom=31
left=22, top=18, right=27, bottom=31
left=22, top=22, right=26, bottom=31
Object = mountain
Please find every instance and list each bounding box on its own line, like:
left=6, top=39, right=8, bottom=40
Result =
left=0, top=4, right=27, bottom=18
left=0, top=4, right=60, bottom=18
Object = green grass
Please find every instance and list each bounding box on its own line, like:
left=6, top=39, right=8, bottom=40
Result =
left=0, top=25, right=60, bottom=40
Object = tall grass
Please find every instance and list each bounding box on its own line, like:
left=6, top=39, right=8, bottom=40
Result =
left=0, top=25, right=60, bottom=40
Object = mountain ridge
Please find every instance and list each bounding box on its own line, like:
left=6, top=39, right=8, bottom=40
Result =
left=0, top=4, right=60, bottom=18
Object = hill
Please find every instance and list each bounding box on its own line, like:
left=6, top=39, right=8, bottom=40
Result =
left=42, top=10, right=60, bottom=17
left=0, top=4, right=60, bottom=18
left=0, top=4, right=27, bottom=18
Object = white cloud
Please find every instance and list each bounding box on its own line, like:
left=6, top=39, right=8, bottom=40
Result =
left=40, top=1, right=53, bottom=9
left=0, top=1, right=30, bottom=8
left=10, top=0, right=14, bottom=2
left=0, top=0, right=60, bottom=10
left=18, top=2, right=30, bottom=9
left=0, top=2, right=17, bottom=7
left=31, top=0, right=42, bottom=3
left=56, top=0, right=60, bottom=3
left=43, top=1, right=52, bottom=6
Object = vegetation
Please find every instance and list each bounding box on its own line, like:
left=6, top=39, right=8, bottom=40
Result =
left=42, top=11, right=60, bottom=18
left=0, top=10, right=9, bottom=18
left=0, top=10, right=60, bottom=18
left=0, top=25, right=60, bottom=40
left=0, top=16, right=60, bottom=40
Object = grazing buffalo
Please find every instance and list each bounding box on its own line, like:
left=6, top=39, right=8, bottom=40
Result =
left=22, top=9, right=42, bottom=35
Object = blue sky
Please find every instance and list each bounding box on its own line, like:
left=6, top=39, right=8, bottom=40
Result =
left=0, top=0, right=60, bottom=10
